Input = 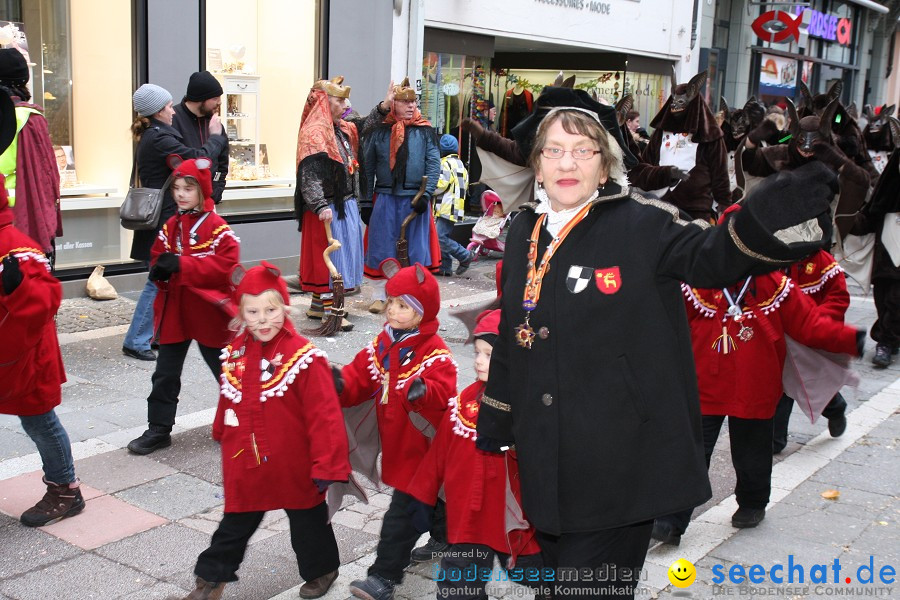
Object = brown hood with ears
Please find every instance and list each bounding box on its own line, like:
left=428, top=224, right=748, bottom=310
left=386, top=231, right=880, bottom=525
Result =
left=650, top=70, right=722, bottom=143
left=797, top=80, right=843, bottom=117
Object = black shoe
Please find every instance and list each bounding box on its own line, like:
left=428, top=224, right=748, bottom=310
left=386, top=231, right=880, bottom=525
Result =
left=122, top=346, right=156, bottom=361
left=873, top=344, right=893, bottom=368
left=828, top=414, right=847, bottom=437
left=349, top=574, right=395, bottom=600
left=435, top=271, right=453, bottom=277
left=732, top=507, right=765, bottom=528
left=127, top=430, right=171, bottom=455
left=773, top=439, right=787, bottom=454
left=410, top=537, right=450, bottom=563
left=650, top=519, right=682, bottom=546
left=455, top=252, right=473, bottom=276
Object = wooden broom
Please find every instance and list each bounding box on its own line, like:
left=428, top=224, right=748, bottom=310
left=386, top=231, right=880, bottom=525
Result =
left=396, top=176, right=429, bottom=267
left=311, top=220, right=346, bottom=336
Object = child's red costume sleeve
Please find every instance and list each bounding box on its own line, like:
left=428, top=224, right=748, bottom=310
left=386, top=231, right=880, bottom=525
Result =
left=781, top=284, right=859, bottom=355
left=407, top=413, right=452, bottom=506
left=339, top=344, right=379, bottom=407
left=298, top=355, right=352, bottom=481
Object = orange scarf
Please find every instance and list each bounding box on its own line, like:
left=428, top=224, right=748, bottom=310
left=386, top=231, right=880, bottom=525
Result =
left=295, top=89, right=358, bottom=167
left=383, top=108, right=431, bottom=170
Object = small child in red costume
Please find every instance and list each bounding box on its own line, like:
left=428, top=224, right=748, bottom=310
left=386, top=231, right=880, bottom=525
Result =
left=185, top=262, right=350, bottom=599
left=407, top=308, right=545, bottom=600
left=337, top=259, right=458, bottom=600
left=128, top=156, right=240, bottom=455
left=651, top=206, right=863, bottom=546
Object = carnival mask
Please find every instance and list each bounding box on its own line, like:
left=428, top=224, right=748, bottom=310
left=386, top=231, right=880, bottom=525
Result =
left=668, top=70, right=707, bottom=114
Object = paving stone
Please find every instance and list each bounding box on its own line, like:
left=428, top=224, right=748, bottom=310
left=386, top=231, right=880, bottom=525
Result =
left=0, top=512, right=80, bottom=579
left=0, top=554, right=149, bottom=599
left=75, top=448, right=177, bottom=493
left=762, top=500, right=872, bottom=546
left=114, top=473, right=223, bottom=521
left=809, top=457, right=898, bottom=496
left=95, top=523, right=211, bottom=578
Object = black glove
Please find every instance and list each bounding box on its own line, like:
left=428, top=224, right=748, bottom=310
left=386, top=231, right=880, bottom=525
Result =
left=406, top=378, right=427, bottom=403
left=461, top=117, right=485, bottom=143
left=813, top=141, right=850, bottom=171
left=475, top=436, right=510, bottom=454
left=406, top=498, right=435, bottom=534
left=669, top=166, right=690, bottom=185
left=856, top=329, right=866, bottom=358
left=1, top=255, right=23, bottom=295
left=331, top=364, right=344, bottom=395
left=412, top=194, right=430, bottom=215
left=747, top=119, right=779, bottom=145
left=149, top=252, right=181, bottom=281
left=313, top=479, right=341, bottom=494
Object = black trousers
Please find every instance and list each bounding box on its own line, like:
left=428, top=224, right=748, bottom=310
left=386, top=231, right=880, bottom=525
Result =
left=660, top=414, right=773, bottom=534
left=369, top=490, right=448, bottom=583
left=535, top=522, right=653, bottom=600
left=872, top=278, right=900, bottom=348
left=147, top=340, right=222, bottom=433
left=194, top=502, right=339, bottom=583
left=436, top=543, right=544, bottom=600
left=773, top=392, right=847, bottom=451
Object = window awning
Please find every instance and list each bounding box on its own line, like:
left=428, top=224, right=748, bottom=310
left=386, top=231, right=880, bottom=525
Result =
left=845, top=0, right=889, bottom=15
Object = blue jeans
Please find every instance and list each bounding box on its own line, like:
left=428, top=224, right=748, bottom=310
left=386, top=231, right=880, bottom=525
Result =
left=435, top=217, right=470, bottom=274
left=124, top=275, right=157, bottom=352
left=19, top=409, right=76, bottom=484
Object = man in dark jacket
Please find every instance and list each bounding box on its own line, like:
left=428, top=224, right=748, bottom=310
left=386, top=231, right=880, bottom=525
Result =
left=362, top=78, right=441, bottom=312
left=172, top=71, right=229, bottom=204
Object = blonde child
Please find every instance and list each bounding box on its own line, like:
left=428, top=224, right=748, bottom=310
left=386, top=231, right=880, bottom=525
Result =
left=335, top=259, right=457, bottom=600
left=127, top=156, right=239, bottom=455
left=185, top=262, right=350, bottom=599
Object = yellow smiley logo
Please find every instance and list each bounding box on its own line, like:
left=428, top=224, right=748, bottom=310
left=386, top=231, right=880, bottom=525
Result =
left=668, top=558, right=697, bottom=588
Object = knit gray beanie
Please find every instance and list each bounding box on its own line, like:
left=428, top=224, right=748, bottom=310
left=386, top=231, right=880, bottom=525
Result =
left=133, top=83, right=172, bottom=117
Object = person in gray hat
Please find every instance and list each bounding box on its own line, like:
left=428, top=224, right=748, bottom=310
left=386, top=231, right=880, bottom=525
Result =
left=0, top=47, right=61, bottom=263
left=172, top=71, right=229, bottom=204
left=122, top=83, right=226, bottom=362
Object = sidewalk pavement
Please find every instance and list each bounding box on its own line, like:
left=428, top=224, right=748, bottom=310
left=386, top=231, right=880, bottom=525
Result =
left=0, top=257, right=897, bottom=599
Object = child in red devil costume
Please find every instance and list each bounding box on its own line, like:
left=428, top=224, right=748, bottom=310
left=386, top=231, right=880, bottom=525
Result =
left=0, top=172, right=85, bottom=527
left=407, top=308, right=545, bottom=600
left=184, top=262, right=350, bottom=599
left=336, top=259, right=457, bottom=600
left=128, top=156, right=240, bottom=455
left=651, top=205, right=863, bottom=546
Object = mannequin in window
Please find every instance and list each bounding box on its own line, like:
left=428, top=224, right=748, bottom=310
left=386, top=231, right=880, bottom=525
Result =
left=500, top=83, right=533, bottom=138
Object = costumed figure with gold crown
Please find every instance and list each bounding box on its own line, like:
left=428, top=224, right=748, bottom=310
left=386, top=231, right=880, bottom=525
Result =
left=295, top=76, right=371, bottom=332
left=362, top=78, right=441, bottom=313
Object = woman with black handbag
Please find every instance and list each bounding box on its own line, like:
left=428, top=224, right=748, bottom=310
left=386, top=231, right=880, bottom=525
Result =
left=122, top=83, right=226, bottom=361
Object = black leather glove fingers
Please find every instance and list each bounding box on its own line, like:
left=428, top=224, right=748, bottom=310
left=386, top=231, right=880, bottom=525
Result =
left=412, top=195, right=429, bottom=215
left=748, top=119, right=779, bottom=145
left=331, top=364, right=345, bottom=395
left=406, top=378, right=427, bottom=403
left=475, top=435, right=510, bottom=454
left=1, top=255, right=23, bottom=295
left=406, top=498, right=435, bottom=534
left=156, top=252, right=181, bottom=275
left=855, top=329, right=866, bottom=358
left=669, top=166, right=690, bottom=185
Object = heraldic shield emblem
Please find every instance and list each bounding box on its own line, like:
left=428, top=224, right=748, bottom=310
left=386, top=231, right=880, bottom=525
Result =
left=594, top=267, right=621, bottom=294
left=566, top=265, right=593, bottom=293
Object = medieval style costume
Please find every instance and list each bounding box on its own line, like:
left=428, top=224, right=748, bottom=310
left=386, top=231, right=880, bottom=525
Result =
left=295, top=77, right=365, bottom=327
left=631, top=71, right=731, bottom=221
left=185, top=263, right=349, bottom=599
left=363, top=78, right=442, bottom=283
left=128, top=157, right=240, bottom=455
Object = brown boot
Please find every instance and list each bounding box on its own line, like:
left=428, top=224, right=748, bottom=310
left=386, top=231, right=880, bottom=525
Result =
left=20, top=477, right=85, bottom=527
left=183, top=577, right=226, bottom=600
left=299, top=570, right=339, bottom=599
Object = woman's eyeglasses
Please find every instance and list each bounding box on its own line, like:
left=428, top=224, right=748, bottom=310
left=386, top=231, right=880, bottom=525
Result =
left=540, top=147, right=602, bottom=160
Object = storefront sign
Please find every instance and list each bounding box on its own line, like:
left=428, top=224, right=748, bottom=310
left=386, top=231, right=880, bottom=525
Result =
left=534, top=0, right=614, bottom=15
left=751, top=10, right=802, bottom=44
left=805, top=9, right=852, bottom=46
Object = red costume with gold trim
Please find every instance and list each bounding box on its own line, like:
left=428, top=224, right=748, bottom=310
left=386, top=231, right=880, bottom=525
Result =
left=682, top=272, right=858, bottom=419
left=339, top=263, right=457, bottom=493
left=407, top=381, right=541, bottom=559
left=0, top=220, right=65, bottom=416
left=786, top=250, right=848, bottom=320
left=150, top=211, right=239, bottom=347
left=213, top=325, right=351, bottom=512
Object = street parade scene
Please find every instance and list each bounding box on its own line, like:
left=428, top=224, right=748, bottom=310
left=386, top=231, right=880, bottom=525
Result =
left=0, top=0, right=898, bottom=599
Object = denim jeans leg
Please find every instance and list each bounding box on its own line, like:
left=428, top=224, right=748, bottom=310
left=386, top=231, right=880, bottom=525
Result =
left=435, top=218, right=455, bottom=273
left=124, top=276, right=158, bottom=352
left=19, top=409, right=76, bottom=484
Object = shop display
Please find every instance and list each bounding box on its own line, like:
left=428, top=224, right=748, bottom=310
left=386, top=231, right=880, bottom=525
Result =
left=216, top=73, right=271, bottom=181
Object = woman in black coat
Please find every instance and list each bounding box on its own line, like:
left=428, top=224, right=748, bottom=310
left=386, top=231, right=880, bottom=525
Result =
left=474, top=93, right=846, bottom=599
left=122, top=84, right=226, bottom=361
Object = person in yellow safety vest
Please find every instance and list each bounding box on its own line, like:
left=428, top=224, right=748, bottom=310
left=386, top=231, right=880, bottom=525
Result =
left=433, top=134, right=472, bottom=276
left=0, top=48, right=61, bottom=261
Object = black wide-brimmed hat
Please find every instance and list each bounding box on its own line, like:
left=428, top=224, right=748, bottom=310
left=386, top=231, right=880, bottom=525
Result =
left=511, top=86, right=638, bottom=169
left=0, top=89, right=16, bottom=155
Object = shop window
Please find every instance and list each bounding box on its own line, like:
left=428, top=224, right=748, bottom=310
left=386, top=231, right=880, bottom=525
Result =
left=0, top=0, right=73, bottom=157
left=422, top=52, right=491, bottom=136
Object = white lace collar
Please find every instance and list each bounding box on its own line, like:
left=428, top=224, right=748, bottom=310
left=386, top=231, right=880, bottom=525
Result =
left=535, top=190, right=599, bottom=237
